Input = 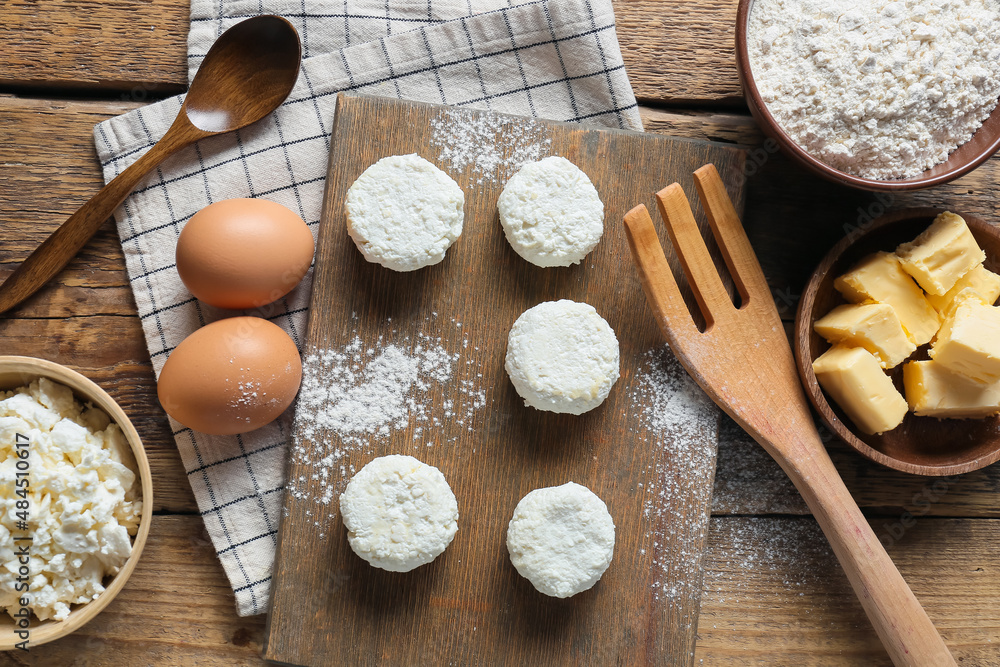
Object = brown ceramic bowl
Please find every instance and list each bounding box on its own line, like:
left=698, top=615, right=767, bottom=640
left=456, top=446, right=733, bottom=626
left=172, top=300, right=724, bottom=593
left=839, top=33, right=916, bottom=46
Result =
left=735, top=0, right=1000, bottom=192
left=795, top=209, right=1000, bottom=475
left=0, top=356, right=153, bottom=649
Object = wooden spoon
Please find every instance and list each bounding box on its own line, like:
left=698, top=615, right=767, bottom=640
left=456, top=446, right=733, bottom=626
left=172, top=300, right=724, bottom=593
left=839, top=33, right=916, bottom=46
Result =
left=624, top=165, right=955, bottom=666
left=0, top=15, right=301, bottom=315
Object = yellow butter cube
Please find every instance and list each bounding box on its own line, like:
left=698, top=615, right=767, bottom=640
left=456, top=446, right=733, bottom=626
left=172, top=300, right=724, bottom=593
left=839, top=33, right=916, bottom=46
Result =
left=938, top=287, right=989, bottom=322
left=895, top=211, right=985, bottom=296
left=903, top=360, right=1000, bottom=419
left=833, top=252, right=940, bottom=346
left=925, top=263, right=1000, bottom=315
left=930, top=300, right=1000, bottom=384
left=813, top=303, right=915, bottom=368
left=812, top=345, right=908, bottom=434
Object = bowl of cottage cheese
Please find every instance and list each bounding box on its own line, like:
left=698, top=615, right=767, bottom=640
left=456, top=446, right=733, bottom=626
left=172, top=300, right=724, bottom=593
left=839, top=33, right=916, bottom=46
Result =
left=736, top=0, right=1000, bottom=190
left=0, top=356, right=152, bottom=649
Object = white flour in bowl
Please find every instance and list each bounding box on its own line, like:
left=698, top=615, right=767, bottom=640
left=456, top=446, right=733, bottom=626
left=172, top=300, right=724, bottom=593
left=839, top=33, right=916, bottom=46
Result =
left=748, top=0, right=1000, bottom=180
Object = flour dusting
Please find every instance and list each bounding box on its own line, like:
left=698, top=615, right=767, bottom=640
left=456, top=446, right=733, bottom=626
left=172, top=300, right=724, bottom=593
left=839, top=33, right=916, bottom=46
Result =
left=289, top=317, right=488, bottom=508
left=628, top=346, right=718, bottom=605
left=429, top=107, right=552, bottom=184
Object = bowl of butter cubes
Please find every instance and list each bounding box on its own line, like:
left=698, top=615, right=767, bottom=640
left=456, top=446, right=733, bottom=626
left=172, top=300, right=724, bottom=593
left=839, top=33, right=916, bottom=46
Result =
left=0, top=356, right=152, bottom=649
left=795, top=209, right=1000, bottom=475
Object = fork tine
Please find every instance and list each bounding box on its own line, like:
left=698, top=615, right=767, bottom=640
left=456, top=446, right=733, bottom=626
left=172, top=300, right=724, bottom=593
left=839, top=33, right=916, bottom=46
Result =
left=693, top=164, right=768, bottom=307
left=623, top=204, right=699, bottom=340
left=655, top=183, right=732, bottom=329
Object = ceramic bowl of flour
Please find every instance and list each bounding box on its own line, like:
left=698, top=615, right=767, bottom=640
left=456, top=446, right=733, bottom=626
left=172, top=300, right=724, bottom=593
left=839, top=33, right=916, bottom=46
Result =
left=735, top=0, right=1000, bottom=192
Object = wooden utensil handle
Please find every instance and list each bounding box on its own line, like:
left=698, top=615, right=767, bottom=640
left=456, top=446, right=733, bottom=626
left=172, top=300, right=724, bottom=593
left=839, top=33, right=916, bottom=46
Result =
left=0, top=122, right=195, bottom=315
left=776, top=431, right=956, bottom=666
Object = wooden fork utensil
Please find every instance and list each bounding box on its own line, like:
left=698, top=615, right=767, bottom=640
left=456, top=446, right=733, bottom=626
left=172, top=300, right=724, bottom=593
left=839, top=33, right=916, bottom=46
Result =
left=623, top=164, right=955, bottom=667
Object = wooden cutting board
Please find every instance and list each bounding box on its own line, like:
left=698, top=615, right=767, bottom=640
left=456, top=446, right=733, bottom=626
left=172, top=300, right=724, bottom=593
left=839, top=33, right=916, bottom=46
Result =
left=265, top=94, right=746, bottom=666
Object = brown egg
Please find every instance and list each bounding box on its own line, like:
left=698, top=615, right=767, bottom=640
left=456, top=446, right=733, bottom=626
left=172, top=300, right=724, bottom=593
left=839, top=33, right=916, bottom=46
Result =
left=176, top=198, right=314, bottom=310
left=157, top=316, right=302, bottom=435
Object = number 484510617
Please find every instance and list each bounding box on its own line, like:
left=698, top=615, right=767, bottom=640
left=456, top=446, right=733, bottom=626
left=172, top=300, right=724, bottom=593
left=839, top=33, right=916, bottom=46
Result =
left=14, top=433, right=29, bottom=528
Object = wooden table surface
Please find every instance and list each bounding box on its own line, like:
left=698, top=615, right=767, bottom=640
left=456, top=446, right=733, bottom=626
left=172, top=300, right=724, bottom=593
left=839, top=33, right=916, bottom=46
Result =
left=1, top=2, right=998, bottom=665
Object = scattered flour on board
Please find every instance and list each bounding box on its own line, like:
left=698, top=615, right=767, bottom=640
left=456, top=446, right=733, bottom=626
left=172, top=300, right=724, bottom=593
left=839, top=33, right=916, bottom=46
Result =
left=429, top=107, right=552, bottom=184
left=627, top=346, right=719, bottom=605
left=289, top=315, right=488, bottom=513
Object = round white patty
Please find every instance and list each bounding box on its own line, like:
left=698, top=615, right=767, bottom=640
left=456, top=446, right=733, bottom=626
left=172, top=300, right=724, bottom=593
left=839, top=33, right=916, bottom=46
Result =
left=507, top=482, right=615, bottom=598
left=498, top=156, right=604, bottom=267
left=345, top=154, right=464, bottom=271
left=339, top=454, right=458, bottom=572
left=505, top=300, right=620, bottom=414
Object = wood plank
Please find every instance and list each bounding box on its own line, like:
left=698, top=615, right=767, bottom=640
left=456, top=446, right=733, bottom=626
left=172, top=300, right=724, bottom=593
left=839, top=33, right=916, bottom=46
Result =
left=696, top=516, right=1000, bottom=666
left=0, top=0, right=743, bottom=104
left=6, top=515, right=996, bottom=666
left=714, top=415, right=1000, bottom=519
left=617, top=0, right=742, bottom=104
left=265, top=94, right=746, bottom=667
left=4, top=96, right=1000, bottom=520
left=0, top=95, right=141, bottom=319
left=0, top=1, right=188, bottom=93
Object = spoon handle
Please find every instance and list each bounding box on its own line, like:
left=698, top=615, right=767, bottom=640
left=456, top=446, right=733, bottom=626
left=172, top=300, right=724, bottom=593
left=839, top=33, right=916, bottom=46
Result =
left=0, top=122, right=199, bottom=315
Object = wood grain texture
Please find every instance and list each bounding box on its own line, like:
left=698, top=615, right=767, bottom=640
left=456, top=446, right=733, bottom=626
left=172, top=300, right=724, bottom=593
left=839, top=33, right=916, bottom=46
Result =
left=265, top=94, right=747, bottom=667
left=5, top=515, right=996, bottom=666
left=0, top=0, right=188, bottom=92
left=0, top=0, right=743, bottom=104
left=617, top=0, right=742, bottom=104
left=4, top=95, right=1000, bottom=520
left=695, top=516, right=1000, bottom=666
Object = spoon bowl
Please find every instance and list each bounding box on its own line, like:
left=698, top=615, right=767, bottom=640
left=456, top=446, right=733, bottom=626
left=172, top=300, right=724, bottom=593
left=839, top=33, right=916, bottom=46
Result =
left=0, top=16, right=301, bottom=315
left=185, top=15, right=302, bottom=133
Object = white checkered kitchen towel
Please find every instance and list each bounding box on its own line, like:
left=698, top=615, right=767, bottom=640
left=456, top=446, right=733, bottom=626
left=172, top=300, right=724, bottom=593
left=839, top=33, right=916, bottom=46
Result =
left=93, top=0, right=642, bottom=617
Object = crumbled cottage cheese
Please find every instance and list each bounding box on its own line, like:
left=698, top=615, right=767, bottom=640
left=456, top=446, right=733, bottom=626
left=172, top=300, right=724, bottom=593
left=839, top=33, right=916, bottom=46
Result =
left=748, top=0, right=1000, bottom=180
left=0, top=378, right=142, bottom=621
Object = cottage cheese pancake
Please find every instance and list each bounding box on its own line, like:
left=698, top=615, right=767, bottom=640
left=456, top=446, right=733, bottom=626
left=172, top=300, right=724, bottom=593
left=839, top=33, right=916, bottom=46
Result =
left=498, top=156, right=604, bottom=266
left=507, top=482, right=615, bottom=598
left=505, top=300, right=620, bottom=414
left=346, top=154, right=464, bottom=271
left=339, top=455, right=458, bottom=572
